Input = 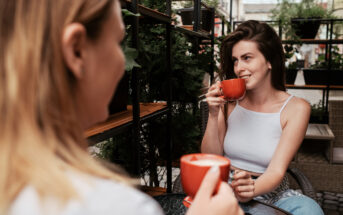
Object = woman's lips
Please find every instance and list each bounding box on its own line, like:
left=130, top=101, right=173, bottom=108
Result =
left=240, top=75, right=251, bottom=79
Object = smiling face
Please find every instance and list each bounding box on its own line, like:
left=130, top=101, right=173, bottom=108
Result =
left=232, top=40, right=272, bottom=90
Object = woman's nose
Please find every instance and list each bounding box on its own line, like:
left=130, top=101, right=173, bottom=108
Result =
left=236, top=60, right=245, bottom=72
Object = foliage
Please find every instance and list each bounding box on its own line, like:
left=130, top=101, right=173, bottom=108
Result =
left=310, top=100, right=327, bottom=123
left=121, top=9, right=141, bottom=71
left=96, top=134, right=133, bottom=171
left=180, top=0, right=219, bottom=8
left=137, top=24, right=209, bottom=104
left=284, top=45, right=298, bottom=69
left=310, top=45, right=343, bottom=69
left=140, top=0, right=166, bottom=11
left=98, top=4, right=215, bottom=184
left=135, top=24, right=208, bottom=162
left=271, top=0, right=333, bottom=39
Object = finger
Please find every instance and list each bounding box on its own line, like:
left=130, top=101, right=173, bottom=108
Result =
left=193, top=166, right=220, bottom=202
left=206, top=97, right=226, bottom=105
left=208, top=82, right=221, bottom=91
left=216, top=182, right=235, bottom=197
left=231, top=178, right=254, bottom=187
left=236, top=191, right=254, bottom=198
left=233, top=170, right=250, bottom=180
left=206, top=88, right=222, bottom=98
left=234, top=185, right=254, bottom=193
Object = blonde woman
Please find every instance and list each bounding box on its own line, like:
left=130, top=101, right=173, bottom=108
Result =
left=0, top=0, right=243, bottom=214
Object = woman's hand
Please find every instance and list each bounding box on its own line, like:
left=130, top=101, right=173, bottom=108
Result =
left=187, top=166, right=244, bottom=215
left=206, top=81, right=225, bottom=117
left=231, top=170, right=255, bottom=203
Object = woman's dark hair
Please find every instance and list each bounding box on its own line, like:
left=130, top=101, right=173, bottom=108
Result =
left=220, top=20, right=286, bottom=91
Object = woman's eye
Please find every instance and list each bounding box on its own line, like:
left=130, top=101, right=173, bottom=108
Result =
left=244, top=56, right=250, bottom=60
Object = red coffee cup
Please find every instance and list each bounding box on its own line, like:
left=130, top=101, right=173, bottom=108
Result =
left=180, top=153, right=230, bottom=204
left=221, top=78, right=246, bottom=100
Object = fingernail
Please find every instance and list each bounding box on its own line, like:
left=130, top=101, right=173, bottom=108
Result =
left=209, top=166, right=219, bottom=173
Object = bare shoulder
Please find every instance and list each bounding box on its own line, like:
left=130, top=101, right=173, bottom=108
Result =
left=284, top=96, right=311, bottom=120
left=288, top=96, right=311, bottom=112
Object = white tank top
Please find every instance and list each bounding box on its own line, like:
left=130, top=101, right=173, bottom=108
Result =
left=223, top=95, right=294, bottom=173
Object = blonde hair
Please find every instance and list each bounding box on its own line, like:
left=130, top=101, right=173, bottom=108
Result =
left=0, top=0, right=132, bottom=212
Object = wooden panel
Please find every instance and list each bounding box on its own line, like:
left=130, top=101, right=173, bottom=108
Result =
left=305, top=123, right=335, bottom=140
left=141, top=186, right=167, bottom=197
left=85, top=103, right=167, bottom=138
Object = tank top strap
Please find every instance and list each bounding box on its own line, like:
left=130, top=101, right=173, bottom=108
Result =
left=279, top=95, right=294, bottom=113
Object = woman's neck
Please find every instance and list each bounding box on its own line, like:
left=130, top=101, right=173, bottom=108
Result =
left=244, top=83, right=278, bottom=106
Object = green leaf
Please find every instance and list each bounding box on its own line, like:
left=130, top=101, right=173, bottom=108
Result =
left=121, top=9, right=140, bottom=17
left=123, top=46, right=141, bottom=71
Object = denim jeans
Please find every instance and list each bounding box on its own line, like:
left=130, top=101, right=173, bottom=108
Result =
left=274, top=195, right=324, bottom=215
left=240, top=195, right=324, bottom=215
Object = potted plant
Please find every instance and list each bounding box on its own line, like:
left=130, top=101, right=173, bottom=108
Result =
left=177, top=0, right=217, bottom=32
left=284, top=44, right=299, bottom=84
left=303, top=45, right=343, bottom=85
left=310, top=101, right=328, bottom=123
left=271, top=0, right=333, bottom=39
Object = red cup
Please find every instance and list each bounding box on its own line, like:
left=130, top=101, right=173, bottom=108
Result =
left=221, top=78, right=246, bottom=100
left=180, top=153, right=230, bottom=202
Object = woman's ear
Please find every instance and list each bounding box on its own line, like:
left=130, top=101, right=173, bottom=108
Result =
left=61, top=23, right=87, bottom=79
left=268, top=62, right=272, bottom=70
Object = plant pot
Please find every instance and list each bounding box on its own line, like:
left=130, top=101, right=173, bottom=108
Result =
left=303, top=69, right=343, bottom=85
left=285, top=68, right=298, bottom=84
left=177, top=8, right=213, bottom=32
left=310, top=114, right=328, bottom=124
left=291, top=18, right=321, bottom=39
left=108, top=73, right=128, bottom=114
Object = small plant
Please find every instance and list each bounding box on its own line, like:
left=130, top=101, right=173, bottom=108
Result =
left=311, top=45, right=343, bottom=70
left=310, top=100, right=327, bottom=123
left=271, top=0, right=333, bottom=39
left=284, top=45, right=299, bottom=69
left=181, top=0, right=219, bottom=9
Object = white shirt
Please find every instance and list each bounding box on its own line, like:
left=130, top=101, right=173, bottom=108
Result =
left=9, top=173, right=164, bottom=215
left=224, top=96, right=294, bottom=173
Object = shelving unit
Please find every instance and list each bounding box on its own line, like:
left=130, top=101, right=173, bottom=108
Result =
left=86, top=103, right=167, bottom=144
left=87, top=0, right=219, bottom=193
left=85, top=0, right=174, bottom=192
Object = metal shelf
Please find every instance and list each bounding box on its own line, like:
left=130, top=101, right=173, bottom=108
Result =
left=121, top=0, right=171, bottom=24
left=282, top=39, right=343, bottom=44
left=174, top=25, right=211, bottom=39
left=86, top=103, right=168, bottom=144
left=286, top=84, right=343, bottom=90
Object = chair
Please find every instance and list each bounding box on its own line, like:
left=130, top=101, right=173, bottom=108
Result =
left=173, top=100, right=318, bottom=202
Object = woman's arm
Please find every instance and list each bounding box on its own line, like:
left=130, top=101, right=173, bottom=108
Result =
left=201, top=81, right=227, bottom=155
left=232, top=98, right=311, bottom=202
left=201, top=106, right=227, bottom=155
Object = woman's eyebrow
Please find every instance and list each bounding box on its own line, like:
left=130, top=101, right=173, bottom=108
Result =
left=232, top=52, right=253, bottom=59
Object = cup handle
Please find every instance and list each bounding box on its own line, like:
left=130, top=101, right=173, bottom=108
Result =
left=219, top=84, right=225, bottom=99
